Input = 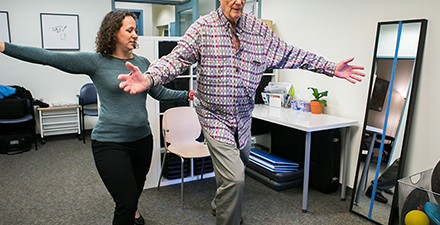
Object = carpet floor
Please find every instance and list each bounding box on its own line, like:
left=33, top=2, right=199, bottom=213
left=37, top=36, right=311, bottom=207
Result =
left=0, top=134, right=374, bottom=224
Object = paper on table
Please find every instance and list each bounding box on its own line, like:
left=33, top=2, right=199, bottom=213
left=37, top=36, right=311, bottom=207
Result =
left=269, top=96, right=281, bottom=107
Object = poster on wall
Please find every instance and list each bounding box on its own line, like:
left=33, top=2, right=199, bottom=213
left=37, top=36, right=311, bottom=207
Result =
left=0, top=11, right=11, bottom=43
left=369, top=77, right=389, bottom=111
left=40, top=13, right=80, bottom=50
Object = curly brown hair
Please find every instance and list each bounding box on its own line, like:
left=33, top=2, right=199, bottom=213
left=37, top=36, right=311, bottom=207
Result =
left=95, top=10, right=138, bottom=55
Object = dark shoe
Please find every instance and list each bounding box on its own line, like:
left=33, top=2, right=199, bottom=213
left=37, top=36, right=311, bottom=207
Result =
left=134, top=214, right=145, bottom=225
left=365, top=185, right=388, bottom=203
left=212, top=209, right=243, bottom=224
left=384, top=189, right=394, bottom=194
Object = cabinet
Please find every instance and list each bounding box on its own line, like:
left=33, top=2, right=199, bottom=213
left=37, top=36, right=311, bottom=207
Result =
left=37, top=106, right=81, bottom=144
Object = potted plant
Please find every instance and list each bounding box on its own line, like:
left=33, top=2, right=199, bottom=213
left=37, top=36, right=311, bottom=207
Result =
left=308, top=87, right=328, bottom=114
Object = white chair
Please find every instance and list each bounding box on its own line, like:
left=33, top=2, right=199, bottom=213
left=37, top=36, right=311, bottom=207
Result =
left=157, top=106, right=210, bottom=209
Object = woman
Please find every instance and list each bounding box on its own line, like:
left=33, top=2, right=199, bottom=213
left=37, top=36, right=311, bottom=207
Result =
left=0, top=10, right=192, bottom=225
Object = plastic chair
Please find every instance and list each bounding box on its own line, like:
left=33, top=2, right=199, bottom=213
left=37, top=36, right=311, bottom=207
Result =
left=157, top=106, right=210, bottom=209
left=0, top=99, right=38, bottom=153
left=76, top=83, right=98, bottom=144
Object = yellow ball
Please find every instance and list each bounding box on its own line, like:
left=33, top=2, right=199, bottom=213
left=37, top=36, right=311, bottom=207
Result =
left=405, top=210, right=430, bottom=225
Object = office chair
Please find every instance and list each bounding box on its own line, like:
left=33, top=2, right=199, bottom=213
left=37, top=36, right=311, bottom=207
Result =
left=76, top=83, right=98, bottom=144
left=157, top=106, right=210, bottom=209
left=0, top=98, right=38, bottom=153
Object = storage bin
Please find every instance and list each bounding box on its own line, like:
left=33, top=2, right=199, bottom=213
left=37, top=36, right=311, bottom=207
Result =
left=261, top=92, right=287, bottom=107
left=398, top=168, right=440, bottom=225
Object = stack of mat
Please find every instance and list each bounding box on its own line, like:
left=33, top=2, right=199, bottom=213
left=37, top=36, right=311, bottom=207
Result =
left=246, top=148, right=303, bottom=191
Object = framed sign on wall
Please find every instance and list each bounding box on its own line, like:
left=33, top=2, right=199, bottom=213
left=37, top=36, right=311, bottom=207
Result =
left=40, top=13, right=80, bottom=50
left=0, top=11, right=11, bottom=43
left=369, top=77, right=390, bottom=112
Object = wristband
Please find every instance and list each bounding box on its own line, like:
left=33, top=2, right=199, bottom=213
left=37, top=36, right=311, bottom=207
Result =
left=145, top=73, right=155, bottom=86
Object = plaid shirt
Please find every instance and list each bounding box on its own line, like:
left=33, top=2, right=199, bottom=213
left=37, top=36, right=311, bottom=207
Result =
left=148, top=7, right=336, bottom=149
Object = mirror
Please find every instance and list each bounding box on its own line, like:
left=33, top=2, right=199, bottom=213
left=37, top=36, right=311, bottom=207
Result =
left=350, top=19, right=427, bottom=224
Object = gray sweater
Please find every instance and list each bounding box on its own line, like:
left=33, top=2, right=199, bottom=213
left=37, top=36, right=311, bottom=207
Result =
left=3, top=42, right=189, bottom=143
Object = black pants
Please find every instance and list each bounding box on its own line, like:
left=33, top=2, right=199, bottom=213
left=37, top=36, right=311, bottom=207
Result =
left=92, top=135, right=153, bottom=225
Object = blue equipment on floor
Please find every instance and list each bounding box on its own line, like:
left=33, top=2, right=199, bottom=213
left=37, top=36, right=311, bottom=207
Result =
left=246, top=148, right=303, bottom=191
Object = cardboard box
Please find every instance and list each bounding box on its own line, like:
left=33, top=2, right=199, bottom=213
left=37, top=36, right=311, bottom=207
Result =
left=261, top=19, right=273, bottom=31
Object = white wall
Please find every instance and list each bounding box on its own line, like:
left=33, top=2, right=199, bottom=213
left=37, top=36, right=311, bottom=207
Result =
left=0, top=0, right=111, bottom=129
left=262, top=0, right=440, bottom=187
left=152, top=4, right=174, bottom=36
left=199, top=0, right=216, bottom=17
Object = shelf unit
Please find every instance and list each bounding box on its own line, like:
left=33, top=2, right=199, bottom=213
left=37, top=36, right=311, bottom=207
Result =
left=134, top=36, right=204, bottom=189
left=37, top=105, right=81, bottom=144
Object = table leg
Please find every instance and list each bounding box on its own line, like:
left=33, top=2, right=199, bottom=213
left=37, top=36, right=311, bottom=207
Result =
left=341, top=127, right=351, bottom=200
left=355, top=132, right=376, bottom=203
left=38, top=110, right=44, bottom=140
left=302, top=132, right=311, bottom=213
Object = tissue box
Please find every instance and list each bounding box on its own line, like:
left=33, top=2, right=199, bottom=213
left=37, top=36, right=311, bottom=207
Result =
left=291, top=100, right=311, bottom=112
left=261, top=93, right=286, bottom=107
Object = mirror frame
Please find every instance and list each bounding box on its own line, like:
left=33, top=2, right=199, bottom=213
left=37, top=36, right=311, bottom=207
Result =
left=349, top=19, right=428, bottom=224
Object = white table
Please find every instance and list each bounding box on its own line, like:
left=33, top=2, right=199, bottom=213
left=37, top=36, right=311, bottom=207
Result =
left=252, top=104, right=358, bottom=212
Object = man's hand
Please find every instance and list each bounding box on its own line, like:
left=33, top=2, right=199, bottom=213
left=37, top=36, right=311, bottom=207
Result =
left=118, top=61, right=151, bottom=94
left=334, top=57, right=365, bottom=84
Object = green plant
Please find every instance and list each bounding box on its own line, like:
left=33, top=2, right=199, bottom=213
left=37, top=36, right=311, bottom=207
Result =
left=308, top=87, right=328, bottom=107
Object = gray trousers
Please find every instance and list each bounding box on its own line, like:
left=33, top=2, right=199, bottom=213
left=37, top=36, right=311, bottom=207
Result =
left=202, top=128, right=251, bottom=225
left=373, top=158, right=400, bottom=192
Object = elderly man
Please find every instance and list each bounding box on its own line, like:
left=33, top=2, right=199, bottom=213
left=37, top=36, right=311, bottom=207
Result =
left=118, top=0, right=365, bottom=224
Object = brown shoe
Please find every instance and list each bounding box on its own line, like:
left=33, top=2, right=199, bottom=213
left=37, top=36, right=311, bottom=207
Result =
left=212, top=209, right=243, bottom=224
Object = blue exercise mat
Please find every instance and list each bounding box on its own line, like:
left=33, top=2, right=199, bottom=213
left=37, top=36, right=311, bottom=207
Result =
left=250, top=148, right=299, bottom=173
left=250, top=148, right=299, bottom=166
left=250, top=156, right=298, bottom=173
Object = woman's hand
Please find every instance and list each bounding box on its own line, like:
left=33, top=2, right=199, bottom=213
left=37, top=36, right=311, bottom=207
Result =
left=188, top=90, right=195, bottom=100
